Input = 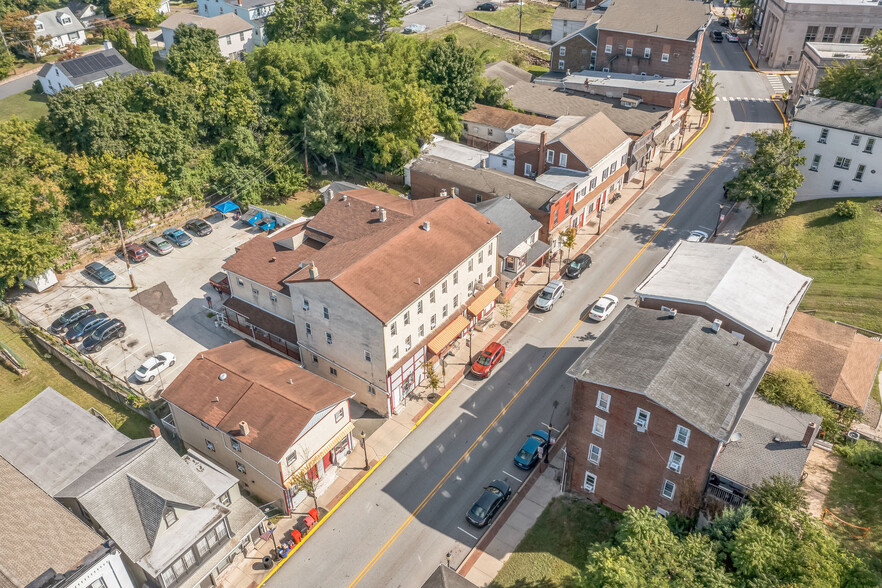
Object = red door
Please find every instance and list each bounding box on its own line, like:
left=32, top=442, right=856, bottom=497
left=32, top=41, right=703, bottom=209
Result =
left=322, top=451, right=333, bottom=469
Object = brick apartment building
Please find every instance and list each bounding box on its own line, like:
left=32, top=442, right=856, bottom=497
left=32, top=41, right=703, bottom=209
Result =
left=552, top=0, right=710, bottom=80
left=566, top=306, right=772, bottom=516
left=550, top=70, right=693, bottom=112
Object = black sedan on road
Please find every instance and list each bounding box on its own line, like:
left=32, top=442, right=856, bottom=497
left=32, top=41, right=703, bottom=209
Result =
left=49, top=304, right=95, bottom=334
left=466, top=480, right=512, bottom=527
left=84, top=262, right=116, bottom=284
left=64, top=312, right=108, bottom=344
left=82, top=318, right=126, bottom=353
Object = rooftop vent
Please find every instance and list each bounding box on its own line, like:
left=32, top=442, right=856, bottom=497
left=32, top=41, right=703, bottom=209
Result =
left=422, top=221, right=431, bottom=231
left=668, top=308, right=677, bottom=319
left=239, top=421, right=250, bottom=436
left=309, top=264, right=319, bottom=279
left=219, top=373, right=227, bottom=381
left=379, top=208, right=387, bottom=222
left=269, top=256, right=276, bottom=263
left=712, top=318, right=722, bottom=333
left=341, top=194, right=348, bottom=201
left=440, top=189, right=448, bottom=198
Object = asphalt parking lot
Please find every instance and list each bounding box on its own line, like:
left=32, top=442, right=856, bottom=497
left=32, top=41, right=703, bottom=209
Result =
left=14, top=213, right=256, bottom=399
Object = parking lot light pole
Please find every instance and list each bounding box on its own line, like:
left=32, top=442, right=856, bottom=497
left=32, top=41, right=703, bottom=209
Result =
left=713, top=203, right=725, bottom=238
left=545, top=400, right=559, bottom=464
left=360, top=431, right=369, bottom=471
left=117, top=220, right=136, bottom=291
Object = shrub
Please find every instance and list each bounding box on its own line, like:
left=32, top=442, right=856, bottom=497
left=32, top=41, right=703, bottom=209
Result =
left=835, top=438, right=882, bottom=471
left=366, top=180, right=389, bottom=192
left=757, top=369, right=838, bottom=433
left=834, top=200, right=860, bottom=219
left=32, top=79, right=43, bottom=94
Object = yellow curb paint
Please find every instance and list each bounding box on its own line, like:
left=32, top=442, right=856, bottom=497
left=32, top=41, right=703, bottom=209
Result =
left=412, top=388, right=454, bottom=430
left=255, top=454, right=389, bottom=588
left=771, top=98, right=788, bottom=126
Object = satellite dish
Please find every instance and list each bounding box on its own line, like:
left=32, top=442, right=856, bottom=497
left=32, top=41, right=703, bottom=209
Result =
left=729, top=432, right=742, bottom=443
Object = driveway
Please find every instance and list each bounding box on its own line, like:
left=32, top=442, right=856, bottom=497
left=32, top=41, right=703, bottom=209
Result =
left=0, top=72, right=39, bottom=100
left=13, top=214, right=257, bottom=399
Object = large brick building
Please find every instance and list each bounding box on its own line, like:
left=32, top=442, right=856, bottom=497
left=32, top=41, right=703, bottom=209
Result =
left=551, top=0, right=710, bottom=80
left=566, top=306, right=772, bottom=516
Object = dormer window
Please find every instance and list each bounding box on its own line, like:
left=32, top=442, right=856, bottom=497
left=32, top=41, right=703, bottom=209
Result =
left=35, top=21, right=44, bottom=30
left=61, top=16, right=71, bottom=24
left=164, top=507, right=178, bottom=527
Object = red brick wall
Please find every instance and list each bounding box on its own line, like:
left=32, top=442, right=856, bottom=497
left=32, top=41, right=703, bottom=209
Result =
left=551, top=34, right=598, bottom=73
left=637, top=297, right=775, bottom=352
left=595, top=31, right=699, bottom=80
left=568, top=379, right=720, bottom=516
left=514, top=141, right=541, bottom=178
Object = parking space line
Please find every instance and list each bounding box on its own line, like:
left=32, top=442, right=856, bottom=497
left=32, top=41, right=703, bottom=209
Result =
left=502, top=470, right=523, bottom=483
left=460, top=383, right=478, bottom=391
left=457, top=527, right=479, bottom=541
left=527, top=315, right=543, bottom=322
left=108, top=343, right=148, bottom=369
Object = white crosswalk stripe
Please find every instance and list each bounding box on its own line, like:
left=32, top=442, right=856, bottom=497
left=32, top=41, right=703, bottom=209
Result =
left=766, top=73, right=786, bottom=94
left=718, top=97, right=775, bottom=103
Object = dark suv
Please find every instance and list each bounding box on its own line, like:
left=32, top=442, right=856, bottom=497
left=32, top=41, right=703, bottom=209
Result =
left=82, top=319, right=126, bottom=353
left=711, top=30, right=724, bottom=43
left=566, top=253, right=592, bottom=278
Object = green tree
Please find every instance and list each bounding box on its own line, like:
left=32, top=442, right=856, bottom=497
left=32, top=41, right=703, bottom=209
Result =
left=724, top=127, right=805, bottom=217
left=265, top=0, right=329, bottom=43
left=358, top=0, right=404, bottom=41
left=304, top=80, right=340, bottom=173
left=166, top=24, right=226, bottom=81
left=104, top=26, right=134, bottom=57
left=130, top=30, right=155, bottom=71
left=818, top=31, right=882, bottom=107
left=109, top=0, right=163, bottom=26
left=0, top=229, right=64, bottom=295
left=560, top=226, right=577, bottom=263
left=420, top=34, right=482, bottom=113
left=71, top=151, right=167, bottom=226
left=691, top=63, right=718, bottom=125
left=1, top=10, right=48, bottom=61
left=0, top=44, right=15, bottom=79
left=421, top=361, right=441, bottom=396
left=476, top=76, right=506, bottom=107
left=756, top=368, right=837, bottom=433
left=291, top=470, right=319, bottom=511
left=332, top=78, right=391, bottom=148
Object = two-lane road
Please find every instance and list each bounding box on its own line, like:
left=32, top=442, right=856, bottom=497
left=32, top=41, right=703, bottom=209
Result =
left=265, top=35, right=782, bottom=588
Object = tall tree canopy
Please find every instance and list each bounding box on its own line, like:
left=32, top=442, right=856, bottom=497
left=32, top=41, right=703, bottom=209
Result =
left=818, top=31, right=882, bottom=107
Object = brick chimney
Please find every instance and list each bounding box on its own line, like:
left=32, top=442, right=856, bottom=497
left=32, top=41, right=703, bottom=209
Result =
left=239, top=420, right=250, bottom=436
left=538, top=131, right=547, bottom=175
left=801, top=422, right=817, bottom=447
left=149, top=424, right=161, bottom=439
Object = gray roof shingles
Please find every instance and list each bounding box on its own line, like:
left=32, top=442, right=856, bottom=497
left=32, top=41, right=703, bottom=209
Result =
left=598, top=0, right=710, bottom=41
left=474, top=196, right=543, bottom=256
left=567, top=306, right=772, bottom=441
left=31, top=8, right=85, bottom=39
left=794, top=96, right=882, bottom=138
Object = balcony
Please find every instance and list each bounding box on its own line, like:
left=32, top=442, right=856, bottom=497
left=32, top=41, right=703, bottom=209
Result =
left=706, top=482, right=745, bottom=507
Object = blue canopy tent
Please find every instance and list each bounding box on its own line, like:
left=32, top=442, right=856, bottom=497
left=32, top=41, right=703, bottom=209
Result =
left=213, top=200, right=240, bottom=214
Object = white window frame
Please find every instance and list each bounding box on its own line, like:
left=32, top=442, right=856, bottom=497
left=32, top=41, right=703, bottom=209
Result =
left=558, top=59, right=565, bottom=70
left=852, top=134, right=861, bottom=146
left=588, top=443, right=602, bottom=465
left=625, top=47, right=633, bottom=56
left=596, top=390, right=610, bottom=412
left=605, top=44, right=612, bottom=54
left=559, top=46, right=566, bottom=56
left=643, top=47, right=651, bottom=58
left=656, top=507, right=669, bottom=516
left=661, top=53, right=669, bottom=62
left=818, top=128, right=828, bottom=143
left=583, top=472, right=597, bottom=492
left=559, top=153, right=568, bottom=167
left=661, top=479, right=676, bottom=500
left=674, top=425, right=690, bottom=447
left=524, top=162, right=533, bottom=175
left=592, top=415, right=606, bottom=438
left=634, top=408, right=650, bottom=432
left=546, top=149, right=555, bottom=163
left=667, top=451, right=684, bottom=473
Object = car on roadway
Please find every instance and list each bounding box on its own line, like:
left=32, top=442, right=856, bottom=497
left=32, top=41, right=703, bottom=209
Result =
left=145, top=236, right=173, bottom=256
left=403, top=23, right=426, bottom=33
left=82, top=318, right=126, bottom=353
left=719, top=16, right=729, bottom=27
left=64, top=312, right=109, bottom=344
left=163, top=228, right=192, bottom=247
left=534, top=280, right=565, bottom=311
left=711, top=30, right=724, bottom=43
left=417, top=0, right=433, bottom=8
left=84, top=262, right=117, bottom=284
left=686, top=229, right=709, bottom=243
left=184, top=218, right=213, bottom=236
left=134, top=352, right=176, bottom=383
left=50, top=304, right=96, bottom=334
left=117, top=243, right=149, bottom=263
left=514, top=429, right=550, bottom=470
left=466, top=480, right=512, bottom=527
left=726, top=32, right=739, bottom=42
left=471, top=342, right=505, bottom=378
left=588, top=294, right=619, bottom=322
left=476, top=2, right=499, bottom=10
left=566, top=253, right=592, bottom=278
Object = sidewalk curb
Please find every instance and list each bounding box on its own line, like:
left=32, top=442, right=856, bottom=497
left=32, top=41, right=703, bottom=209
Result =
left=256, top=455, right=388, bottom=588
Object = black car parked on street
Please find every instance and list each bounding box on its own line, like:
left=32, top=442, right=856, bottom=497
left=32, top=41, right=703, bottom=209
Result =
left=566, top=253, right=593, bottom=278
left=466, top=480, right=512, bottom=527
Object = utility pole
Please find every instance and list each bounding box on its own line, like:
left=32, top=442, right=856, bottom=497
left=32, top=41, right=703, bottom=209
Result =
left=518, top=2, right=523, bottom=41
left=303, top=128, right=309, bottom=175
left=117, top=220, right=136, bottom=291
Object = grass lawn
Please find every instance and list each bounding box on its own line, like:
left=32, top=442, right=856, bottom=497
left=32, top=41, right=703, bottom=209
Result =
left=0, top=321, right=152, bottom=439
left=735, top=197, right=882, bottom=333
left=490, top=496, right=621, bottom=588
left=467, top=2, right=556, bottom=37
left=427, top=24, right=549, bottom=68
left=261, top=190, right=323, bottom=219
left=0, top=90, right=48, bottom=121
left=824, top=458, right=882, bottom=573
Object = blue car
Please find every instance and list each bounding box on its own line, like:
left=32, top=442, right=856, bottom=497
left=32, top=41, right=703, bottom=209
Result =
left=514, top=430, right=550, bottom=470
left=162, top=228, right=192, bottom=247
left=84, top=262, right=116, bottom=284
left=64, top=312, right=108, bottom=344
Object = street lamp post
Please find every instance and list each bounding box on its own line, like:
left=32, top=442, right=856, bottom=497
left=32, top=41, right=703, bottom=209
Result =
left=360, top=431, right=369, bottom=471
left=446, top=552, right=452, bottom=569
left=597, top=206, right=603, bottom=235
left=544, top=400, right=559, bottom=464
left=713, top=203, right=725, bottom=238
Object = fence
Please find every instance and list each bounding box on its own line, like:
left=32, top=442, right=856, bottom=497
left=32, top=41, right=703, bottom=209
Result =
left=821, top=509, right=869, bottom=539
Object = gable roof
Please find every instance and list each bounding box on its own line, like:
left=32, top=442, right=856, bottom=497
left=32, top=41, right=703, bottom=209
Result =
left=161, top=340, right=352, bottom=461
left=0, top=388, right=129, bottom=496
left=43, top=48, right=139, bottom=86
left=634, top=241, right=812, bottom=344
left=160, top=11, right=252, bottom=36
left=549, top=112, right=630, bottom=168
left=552, top=22, right=599, bottom=49
left=31, top=8, right=85, bottom=38
left=420, top=565, right=479, bottom=588
left=484, top=61, right=533, bottom=89
left=224, top=190, right=500, bottom=323
left=567, top=306, right=772, bottom=442
left=462, top=104, right=549, bottom=131
left=0, top=457, right=105, bottom=588
left=474, top=195, right=543, bottom=256
left=598, top=0, right=709, bottom=41
left=793, top=96, right=882, bottom=139
left=711, top=396, right=820, bottom=489
left=770, top=312, right=882, bottom=411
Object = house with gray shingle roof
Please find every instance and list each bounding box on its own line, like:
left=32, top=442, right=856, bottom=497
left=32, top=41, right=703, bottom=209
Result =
left=29, top=8, right=86, bottom=56
left=37, top=44, right=140, bottom=95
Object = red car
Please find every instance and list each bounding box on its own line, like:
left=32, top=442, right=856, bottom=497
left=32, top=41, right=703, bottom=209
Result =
left=471, top=342, right=505, bottom=378
left=117, top=243, right=148, bottom=263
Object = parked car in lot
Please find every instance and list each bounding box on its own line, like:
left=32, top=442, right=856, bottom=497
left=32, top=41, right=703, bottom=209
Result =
left=417, top=0, right=433, bottom=8
left=210, top=272, right=231, bottom=295
left=726, top=32, right=739, bottom=42
left=184, top=218, right=213, bottom=236
left=476, top=2, right=499, bottom=10
left=466, top=480, right=512, bottom=527
left=566, top=253, right=592, bottom=278
left=82, top=318, right=126, bottom=353
left=711, top=30, right=724, bottom=42
left=145, top=236, right=173, bottom=255
left=514, top=430, right=550, bottom=470
left=471, top=342, right=505, bottom=378
left=162, top=228, right=192, bottom=247
left=403, top=23, right=426, bottom=33
left=64, top=313, right=108, bottom=344
left=84, top=262, right=116, bottom=284
left=535, top=280, right=565, bottom=311
left=117, top=243, right=149, bottom=263
left=134, top=352, right=176, bottom=383
left=686, top=229, right=709, bottom=243
left=405, top=3, right=418, bottom=14
left=589, top=294, right=619, bottom=322
left=50, top=304, right=95, bottom=334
